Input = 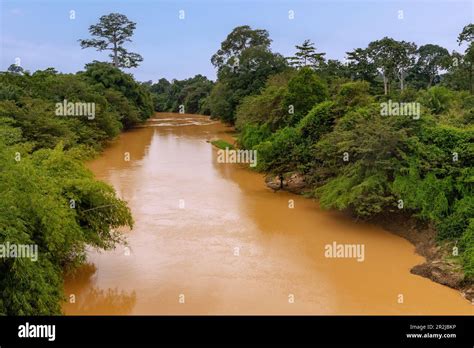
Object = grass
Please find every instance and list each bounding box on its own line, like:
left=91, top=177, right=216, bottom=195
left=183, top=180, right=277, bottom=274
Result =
left=211, top=139, right=235, bottom=150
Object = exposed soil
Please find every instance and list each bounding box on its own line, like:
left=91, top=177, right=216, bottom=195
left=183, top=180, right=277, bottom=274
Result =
left=371, top=211, right=473, bottom=304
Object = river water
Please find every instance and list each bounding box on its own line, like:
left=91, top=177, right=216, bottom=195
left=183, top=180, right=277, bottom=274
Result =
left=63, top=113, right=472, bottom=315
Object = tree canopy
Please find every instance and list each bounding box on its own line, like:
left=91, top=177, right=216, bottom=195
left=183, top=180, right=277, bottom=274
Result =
left=79, top=13, right=143, bottom=68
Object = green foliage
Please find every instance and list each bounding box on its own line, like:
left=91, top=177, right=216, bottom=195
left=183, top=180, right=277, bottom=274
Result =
left=408, top=44, right=450, bottom=89
left=234, top=70, right=295, bottom=131
left=208, top=25, right=288, bottom=124
left=207, top=81, right=235, bottom=123
left=311, top=105, right=408, bottom=216
left=0, top=142, right=133, bottom=315
left=211, top=139, right=234, bottom=150
left=334, top=81, right=373, bottom=112
left=223, top=24, right=474, bottom=281
left=149, top=75, right=214, bottom=115
left=443, top=51, right=473, bottom=93
left=459, top=219, right=474, bottom=279
left=418, top=86, right=453, bottom=114
left=79, top=13, right=143, bottom=68
left=210, top=25, right=272, bottom=69
left=393, top=169, right=451, bottom=222
left=346, top=48, right=379, bottom=87
left=298, top=101, right=336, bottom=141
left=366, top=37, right=417, bottom=94
left=255, top=126, right=309, bottom=173
left=437, top=196, right=474, bottom=239
left=0, top=62, right=148, bottom=315
left=283, top=67, right=328, bottom=124
left=0, top=63, right=154, bottom=151
left=287, top=39, right=325, bottom=69
left=82, top=62, right=154, bottom=124
left=238, top=123, right=271, bottom=150
left=235, top=84, right=287, bottom=131
left=316, top=165, right=393, bottom=217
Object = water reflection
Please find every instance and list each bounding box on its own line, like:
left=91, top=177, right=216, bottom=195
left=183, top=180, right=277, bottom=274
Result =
left=63, top=263, right=136, bottom=315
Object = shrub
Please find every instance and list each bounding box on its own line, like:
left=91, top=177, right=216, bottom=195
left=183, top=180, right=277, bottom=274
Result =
left=283, top=67, right=328, bottom=125
left=418, top=86, right=453, bottom=114
left=298, top=101, right=336, bottom=141
left=238, top=123, right=272, bottom=150
left=256, top=126, right=309, bottom=173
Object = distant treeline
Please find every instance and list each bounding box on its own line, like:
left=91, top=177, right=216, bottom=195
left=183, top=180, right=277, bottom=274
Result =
left=146, top=75, right=214, bottom=115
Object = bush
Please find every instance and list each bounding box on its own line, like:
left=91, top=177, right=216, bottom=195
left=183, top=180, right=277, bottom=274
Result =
left=81, top=62, right=154, bottom=123
left=418, top=86, right=453, bottom=114
left=211, top=139, right=234, bottom=150
left=238, top=123, right=271, bottom=150
left=0, top=64, right=149, bottom=315
left=315, top=165, right=393, bottom=217
left=283, top=67, right=328, bottom=125
left=298, top=101, right=336, bottom=141
left=459, top=220, right=474, bottom=280
left=437, top=196, right=474, bottom=239
left=0, top=142, right=133, bottom=314
left=255, top=126, right=309, bottom=173
left=334, top=81, right=373, bottom=112
left=235, top=85, right=287, bottom=131
left=208, top=81, right=235, bottom=123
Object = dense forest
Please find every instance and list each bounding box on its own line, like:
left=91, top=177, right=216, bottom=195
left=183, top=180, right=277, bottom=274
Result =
left=0, top=61, right=155, bottom=314
left=0, top=11, right=472, bottom=315
left=179, top=24, right=473, bottom=281
left=147, top=75, right=214, bottom=115
left=0, top=13, right=156, bottom=315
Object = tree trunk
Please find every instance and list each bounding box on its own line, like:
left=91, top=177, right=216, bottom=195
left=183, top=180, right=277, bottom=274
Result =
left=113, top=40, right=118, bottom=67
left=427, top=75, right=434, bottom=88
left=470, top=62, right=473, bottom=95
left=383, top=75, right=388, bottom=95
left=112, top=31, right=118, bottom=68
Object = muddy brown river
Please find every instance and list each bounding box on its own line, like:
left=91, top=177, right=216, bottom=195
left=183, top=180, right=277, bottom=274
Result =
left=63, top=113, right=472, bottom=315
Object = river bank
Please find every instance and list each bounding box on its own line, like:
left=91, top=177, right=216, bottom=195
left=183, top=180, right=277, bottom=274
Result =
left=374, top=212, right=474, bottom=303
left=262, top=172, right=473, bottom=304
left=64, top=113, right=472, bottom=314
left=213, top=122, right=473, bottom=303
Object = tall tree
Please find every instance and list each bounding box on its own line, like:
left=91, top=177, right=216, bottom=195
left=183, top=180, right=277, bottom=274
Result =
left=7, top=64, right=24, bottom=75
left=287, top=39, right=326, bottom=69
left=209, top=26, right=287, bottom=123
left=346, top=48, right=378, bottom=84
left=394, top=40, right=417, bottom=91
left=366, top=37, right=416, bottom=94
left=79, top=13, right=143, bottom=68
left=415, top=44, right=450, bottom=88
left=211, top=25, right=271, bottom=71
left=283, top=67, right=328, bottom=124
left=366, top=38, right=398, bottom=95
left=458, top=24, right=474, bottom=93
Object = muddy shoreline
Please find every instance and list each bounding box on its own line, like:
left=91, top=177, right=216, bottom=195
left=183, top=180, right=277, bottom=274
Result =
left=372, top=212, right=473, bottom=304
left=264, top=173, right=473, bottom=304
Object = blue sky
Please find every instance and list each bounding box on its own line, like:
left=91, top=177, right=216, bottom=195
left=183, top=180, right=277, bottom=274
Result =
left=1, top=0, right=472, bottom=82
